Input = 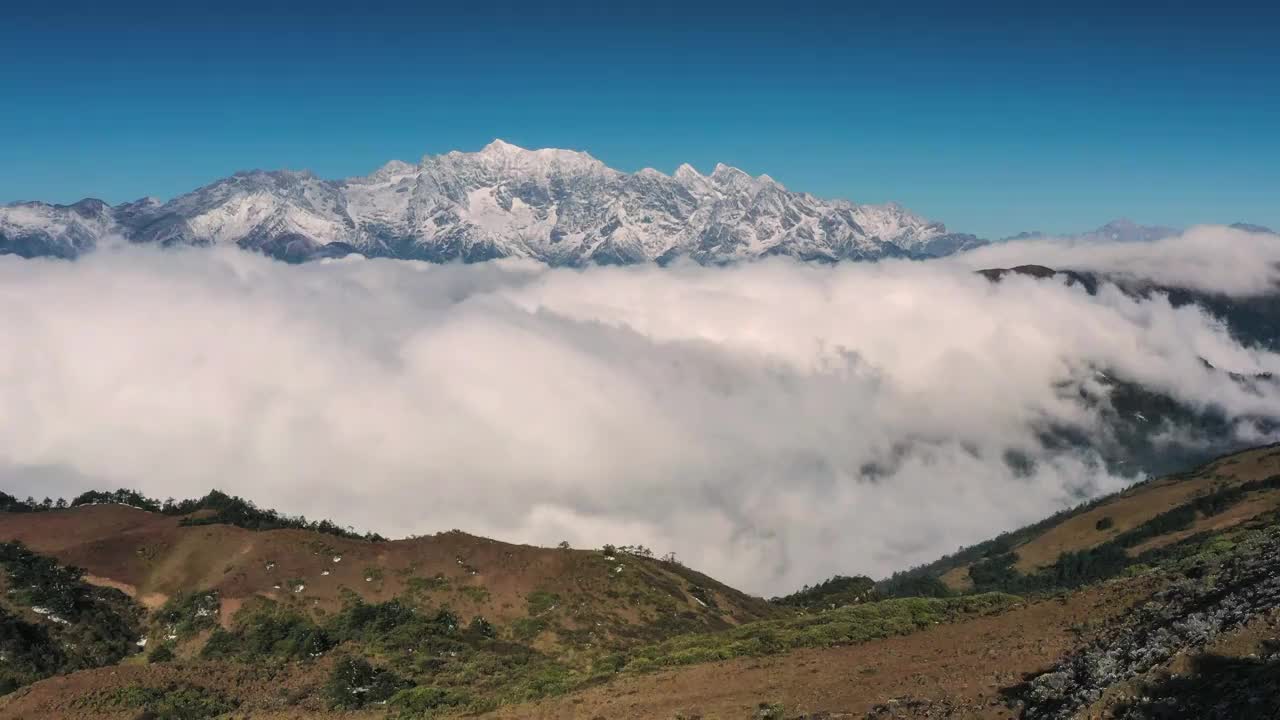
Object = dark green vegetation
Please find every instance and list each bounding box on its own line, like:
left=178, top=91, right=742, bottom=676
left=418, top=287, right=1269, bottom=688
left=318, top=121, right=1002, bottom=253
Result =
left=77, top=682, right=239, bottom=720
left=1112, top=649, right=1280, bottom=719
left=200, top=596, right=566, bottom=713
left=173, top=489, right=387, bottom=541
left=875, top=496, right=1113, bottom=600
left=870, top=446, right=1280, bottom=599
left=189, top=585, right=1018, bottom=715
left=771, top=574, right=877, bottom=610
left=153, top=590, right=221, bottom=640
left=963, top=473, right=1280, bottom=595
left=618, top=593, right=1017, bottom=673
left=148, top=644, right=176, bottom=664
left=325, top=655, right=411, bottom=710
left=0, top=487, right=386, bottom=542
left=200, top=602, right=334, bottom=663
left=0, top=541, right=144, bottom=693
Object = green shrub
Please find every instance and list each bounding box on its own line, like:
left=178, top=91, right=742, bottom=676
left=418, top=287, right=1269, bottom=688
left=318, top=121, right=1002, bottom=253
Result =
left=621, top=594, right=1017, bottom=672
left=148, top=644, right=176, bottom=664
left=198, top=627, right=236, bottom=658
left=512, top=617, right=547, bottom=642
left=388, top=685, right=470, bottom=716
left=0, top=542, right=143, bottom=690
left=153, top=590, right=220, bottom=639
left=174, top=489, right=386, bottom=541
left=525, top=591, right=559, bottom=616
left=100, top=683, right=237, bottom=720
left=200, top=603, right=332, bottom=662
left=876, top=574, right=952, bottom=599
left=327, top=599, right=462, bottom=656
left=325, top=655, right=408, bottom=709
left=772, top=574, right=875, bottom=609
left=466, top=616, right=496, bottom=639
left=755, top=702, right=785, bottom=719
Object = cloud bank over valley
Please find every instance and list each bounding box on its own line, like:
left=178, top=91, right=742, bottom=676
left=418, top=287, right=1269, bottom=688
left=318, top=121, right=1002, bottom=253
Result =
left=1, top=225, right=1278, bottom=594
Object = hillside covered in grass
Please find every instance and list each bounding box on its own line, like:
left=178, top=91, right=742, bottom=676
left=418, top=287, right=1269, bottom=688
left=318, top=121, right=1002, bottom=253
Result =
left=1, top=444, right=1279, bottom=718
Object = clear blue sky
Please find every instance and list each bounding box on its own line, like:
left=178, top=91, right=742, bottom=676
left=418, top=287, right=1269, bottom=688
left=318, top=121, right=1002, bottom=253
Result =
left=3, top=1, right=1277, bottom=238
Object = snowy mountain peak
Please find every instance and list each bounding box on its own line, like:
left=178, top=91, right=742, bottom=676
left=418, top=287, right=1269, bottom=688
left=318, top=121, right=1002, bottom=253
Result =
left=1, top=142, right=987, bottom=265
left=674, top=163, right=702, bottom=181
left=1002, top=219, right=1182, bottom=244
left=710, top=162, right=742, bottom=179
left=370, top=159, right=416, bottom=180
left=479, top=138, right=525, bottom=156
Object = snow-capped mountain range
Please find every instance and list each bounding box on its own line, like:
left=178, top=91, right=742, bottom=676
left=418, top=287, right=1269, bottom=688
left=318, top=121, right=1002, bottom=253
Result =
left=0, top=140, right=986, bottom=264
left=1000, top=219, right=1182, bottom=244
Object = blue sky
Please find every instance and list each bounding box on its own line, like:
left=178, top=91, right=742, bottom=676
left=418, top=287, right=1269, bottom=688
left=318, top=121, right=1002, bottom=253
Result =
left=3, top=1, right=1277, bottom=238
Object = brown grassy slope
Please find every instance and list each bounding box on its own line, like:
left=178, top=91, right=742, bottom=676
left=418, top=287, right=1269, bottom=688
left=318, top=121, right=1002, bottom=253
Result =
left=932, top=444, right=1280, bottom=588
left=0, top=505, right=778, bottom=642
left=0, top=661, right=339, bottom=720
left=0, top=578, right=1156, bottom=720
left=462, top=579, right=1160, bottom=719
left=4, top=445, right=1279, bottom=719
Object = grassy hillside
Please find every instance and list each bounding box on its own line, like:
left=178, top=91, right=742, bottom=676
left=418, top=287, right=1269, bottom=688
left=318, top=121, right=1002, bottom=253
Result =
left=1, top=444, right=1279, bottom=718
left=879, top=443, right=1280, bottom=597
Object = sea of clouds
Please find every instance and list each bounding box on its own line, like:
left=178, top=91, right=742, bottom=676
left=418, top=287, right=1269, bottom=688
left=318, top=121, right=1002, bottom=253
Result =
left=1, top=224, right=1277, bottom=594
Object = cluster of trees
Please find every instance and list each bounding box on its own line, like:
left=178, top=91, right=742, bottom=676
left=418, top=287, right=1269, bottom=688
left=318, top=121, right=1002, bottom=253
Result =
left=880, top=471, right=1280, bottom=599
left=771, top=575, right=877, bottom=610
left=201, top=596, right=520, bottom=714
left=0, top=542, right=144, bottom=695
left=0, top=541, right=94, bottom=617
left=873, top=496, right=1109, bottom=600
left=600, top=544, right=683, bottom=564
left=202, top=604, right=334, bottom=663
left=201, top=598, right=488, bottom=667
left=0, top=609, right=65, bottom=693
left=0, top=492, right=70, bottom=513
left=173, top=490, right=387, bottom=542
left=70, top=489, right=164, bottom=511
left=617, top=544, right=654, bottom=558
left=0, top=488, right=386, bottom=542
left=875, top=574, right=953, bottom=599
left=965, top=475, right=1280, bottom=594
left=152, top=590, right=221, bottom=645
left=102, top=683, right=237, bottom=719
left=1111, top=474, right=1280, bottom=553
left=326, top=655, right=410, bottom=709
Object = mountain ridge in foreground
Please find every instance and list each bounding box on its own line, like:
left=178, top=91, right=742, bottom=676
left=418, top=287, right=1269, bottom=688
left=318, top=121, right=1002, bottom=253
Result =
left=0, top=140, right=988, bottom=265
left=1, top=444, right=1279, bottom=718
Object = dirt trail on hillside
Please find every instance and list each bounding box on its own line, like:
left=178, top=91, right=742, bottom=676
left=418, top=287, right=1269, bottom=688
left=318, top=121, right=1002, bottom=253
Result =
left=83, top=573, right=168, bottom=609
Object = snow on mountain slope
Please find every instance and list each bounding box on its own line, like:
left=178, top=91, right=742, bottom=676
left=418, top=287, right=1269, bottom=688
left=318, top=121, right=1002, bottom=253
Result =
left=1, top=140, right=983, bottom=265
left=0, top=199, right=120, bottom=258
left=1001, top=219, right=1182, bottom=245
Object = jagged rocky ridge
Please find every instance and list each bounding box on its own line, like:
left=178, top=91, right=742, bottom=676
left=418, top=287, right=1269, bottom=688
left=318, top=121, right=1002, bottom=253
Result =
left=0, top=140, right=986, bottom=265
left=1014, top=524, right=1280, bottom=719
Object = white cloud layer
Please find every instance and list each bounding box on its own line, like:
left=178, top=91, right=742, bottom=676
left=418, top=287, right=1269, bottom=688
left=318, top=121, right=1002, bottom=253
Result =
left=1, top=225, right=1278, bottom=595
left=957, top=224, right=1280, bottom=295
